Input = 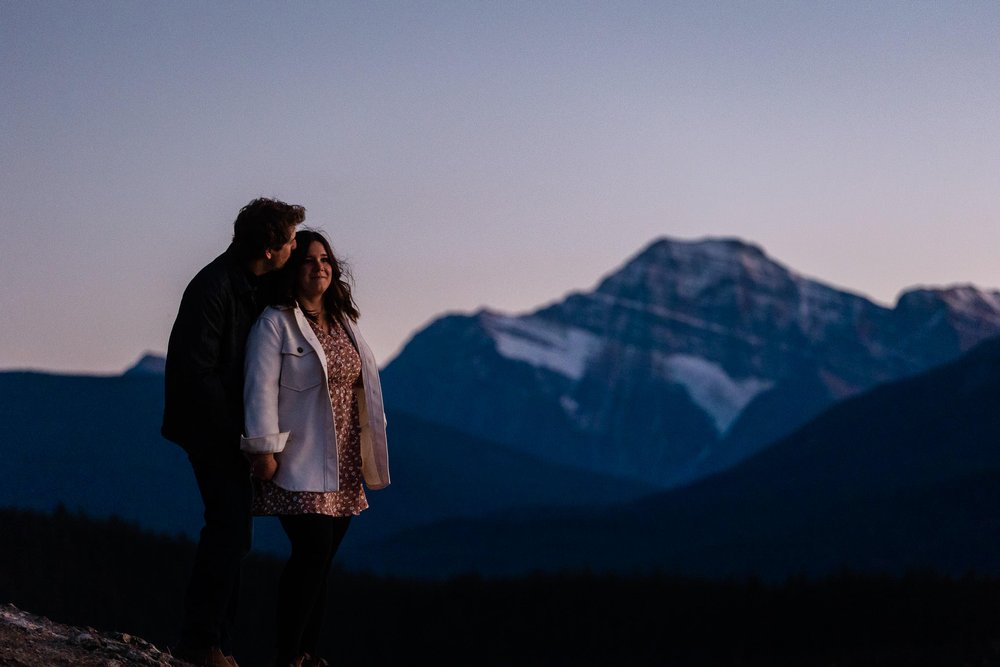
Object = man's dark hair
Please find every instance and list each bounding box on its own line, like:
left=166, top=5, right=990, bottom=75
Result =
left=232, top=197, right=306, bottom=260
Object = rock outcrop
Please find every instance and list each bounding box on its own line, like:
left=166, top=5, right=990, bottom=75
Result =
left=0, top=603, right=187, bottom=667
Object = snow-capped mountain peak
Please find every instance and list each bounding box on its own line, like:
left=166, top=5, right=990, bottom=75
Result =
left=383, top=235, right=1000, bottom=488
left=599, top=237, right=791, bottom=297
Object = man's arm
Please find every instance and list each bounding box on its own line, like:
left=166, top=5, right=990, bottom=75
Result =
left=168, top=279, right=235, bottom=442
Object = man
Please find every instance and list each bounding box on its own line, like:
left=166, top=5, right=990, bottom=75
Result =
left=162, top=197, right=305, bottom=667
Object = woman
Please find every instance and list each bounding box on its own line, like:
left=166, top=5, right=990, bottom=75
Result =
left=241, top=229, right=390, bottom=667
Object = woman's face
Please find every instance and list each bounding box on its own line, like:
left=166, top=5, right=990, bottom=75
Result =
left=296, top=240, right=333, bottom=300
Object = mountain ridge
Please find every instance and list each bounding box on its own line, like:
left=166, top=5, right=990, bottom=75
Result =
left=382, top=235, right=1000, bottom=488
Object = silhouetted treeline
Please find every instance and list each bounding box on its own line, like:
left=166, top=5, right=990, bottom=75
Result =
left=3, top=505, right=1000, bottom=666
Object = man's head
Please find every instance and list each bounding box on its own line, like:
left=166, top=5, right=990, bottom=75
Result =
left=232, top=197, right=306, bottom=270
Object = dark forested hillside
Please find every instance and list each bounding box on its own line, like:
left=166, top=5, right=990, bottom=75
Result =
left=4, top=507, right=1000, bottom=667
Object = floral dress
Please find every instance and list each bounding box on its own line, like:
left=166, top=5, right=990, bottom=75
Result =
left=252, top=316, right=369, bottom=517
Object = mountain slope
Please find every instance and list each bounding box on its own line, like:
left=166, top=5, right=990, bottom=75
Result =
left=338, top=409, right=656, bottom=562
left=359, top=335, right=1000, bottom=579
left=0, top=371, right=201, bottom=536
left=0, top=370, right=653, bottom=561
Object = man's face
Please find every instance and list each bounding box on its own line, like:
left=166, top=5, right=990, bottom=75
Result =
left=266, top=228, right=297, bottom=271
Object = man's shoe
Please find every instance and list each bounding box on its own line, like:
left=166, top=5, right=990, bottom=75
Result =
left=173, top=643, right=233, bottom=667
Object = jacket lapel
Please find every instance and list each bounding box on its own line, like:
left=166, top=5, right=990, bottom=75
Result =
left=290, top=306, right=329, bottom=382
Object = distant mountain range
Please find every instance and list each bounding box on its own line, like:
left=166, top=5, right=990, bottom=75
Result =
left=362, top=333, right=1000, bottom=580
left=0, top=371, right=652, bottom=563
left=382, top=237, right=1000, bottom=487
left=5, top=235, right=1000, bottom=580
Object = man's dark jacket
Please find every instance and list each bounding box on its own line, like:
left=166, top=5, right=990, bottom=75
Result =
left=162, top=245, right=268, bottom=453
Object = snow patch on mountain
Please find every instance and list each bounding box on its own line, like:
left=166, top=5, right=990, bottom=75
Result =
left=937, top=286, right=1000, bottom=321
left=484, top=314, right=603, bottom=380
left=655, top=353, right=773, bottom=433
left=559, top=395, right=580, bottom=415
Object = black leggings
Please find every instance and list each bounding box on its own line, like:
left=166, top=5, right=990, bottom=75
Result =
left=275, top=514, right=352, bottom=664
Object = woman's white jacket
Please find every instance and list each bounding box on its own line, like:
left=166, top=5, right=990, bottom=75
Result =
left=241, top=304, right=390, bottom=492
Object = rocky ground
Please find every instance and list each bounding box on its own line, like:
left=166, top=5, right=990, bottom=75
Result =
left=0, top=603, right=189, bottom=666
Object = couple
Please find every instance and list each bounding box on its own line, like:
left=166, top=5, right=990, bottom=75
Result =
left=161, top=198, right=390, bottom=667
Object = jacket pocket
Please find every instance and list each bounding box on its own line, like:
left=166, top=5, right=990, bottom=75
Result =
left=279, top=343, right=323, bottom=392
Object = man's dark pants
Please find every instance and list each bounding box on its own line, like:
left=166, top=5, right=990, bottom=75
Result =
left=180, top=445, right=253, bottom=655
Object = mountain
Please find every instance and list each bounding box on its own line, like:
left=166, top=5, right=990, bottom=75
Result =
left=359, top=333, right=1000, bottom=580
left=122, top=352, right=166, bottom=376
left=0, top=368, right=652, bottom=563
left=0, top=371, right=199, bottom=537
left=381, top=236, right=1000, bottom=488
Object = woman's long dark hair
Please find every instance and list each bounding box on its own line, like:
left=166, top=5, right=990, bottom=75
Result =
left=274, top=228, right=360, bottom=322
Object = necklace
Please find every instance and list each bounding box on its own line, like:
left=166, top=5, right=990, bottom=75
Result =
left=314, top=311, right=330, bottom=334
left=300, top=302, right=331, bottom=334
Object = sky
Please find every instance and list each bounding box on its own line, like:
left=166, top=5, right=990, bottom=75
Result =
left=3, top=0, right=1000, bottom=374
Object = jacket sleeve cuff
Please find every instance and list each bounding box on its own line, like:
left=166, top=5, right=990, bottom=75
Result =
left=240, top=432, right=289, bottom=454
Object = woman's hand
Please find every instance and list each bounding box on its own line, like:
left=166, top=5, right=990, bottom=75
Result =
left=249, top=453, right=278, bottom=481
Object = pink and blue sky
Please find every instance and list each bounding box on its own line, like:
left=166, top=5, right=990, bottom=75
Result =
left=3, top=1, right=1000, bottom=373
